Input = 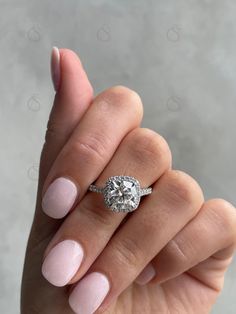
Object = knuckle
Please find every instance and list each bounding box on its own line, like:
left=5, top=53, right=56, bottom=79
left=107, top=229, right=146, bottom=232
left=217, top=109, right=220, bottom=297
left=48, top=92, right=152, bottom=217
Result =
left=205, top=199, right=236, bottom=242
left=112, top=237, right=142, bottom=269
left=161, top=170, right=204, bottom=210
left=107, top=85, right=142, bottom=103
left=44, top=120, right=62, bottom=144
left=127, top=128, right=172, bottom=168
left=166, top=238, right=190, bottom=265
left=99, top=85, right=143, bottom=120
left=70, top=132, right=110, bottom=161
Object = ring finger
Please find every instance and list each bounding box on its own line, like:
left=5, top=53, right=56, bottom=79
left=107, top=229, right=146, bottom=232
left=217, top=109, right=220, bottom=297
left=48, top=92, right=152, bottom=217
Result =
left=41, top=128, right=171, bottom=287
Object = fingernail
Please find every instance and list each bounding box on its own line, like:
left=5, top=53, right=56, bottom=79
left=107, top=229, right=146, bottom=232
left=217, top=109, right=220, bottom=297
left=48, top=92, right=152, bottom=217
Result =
left=42, top=240, right=83, bottom=287
left=51, top=46, right=60, bottom=92
left=42, top=177, right=78, bottom=219
left=69, top=272, right=110, bottom=314
left=135, top=263, right=156, bottom=285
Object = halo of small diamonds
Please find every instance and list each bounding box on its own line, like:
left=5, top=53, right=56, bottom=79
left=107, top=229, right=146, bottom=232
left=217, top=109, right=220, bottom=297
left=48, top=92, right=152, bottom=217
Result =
left=103, top=176, right=141, bottom=212
left=89, top=176, right=152, bottom=213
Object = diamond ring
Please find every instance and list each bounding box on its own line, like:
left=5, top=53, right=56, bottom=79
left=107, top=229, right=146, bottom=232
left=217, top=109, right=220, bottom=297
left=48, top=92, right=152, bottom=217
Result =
left=88, top=176, right=152, bottom=213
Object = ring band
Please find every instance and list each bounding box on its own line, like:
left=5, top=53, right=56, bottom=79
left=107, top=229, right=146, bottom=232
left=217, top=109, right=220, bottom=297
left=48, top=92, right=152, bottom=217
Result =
left=89, top=176, right=152, bottom=213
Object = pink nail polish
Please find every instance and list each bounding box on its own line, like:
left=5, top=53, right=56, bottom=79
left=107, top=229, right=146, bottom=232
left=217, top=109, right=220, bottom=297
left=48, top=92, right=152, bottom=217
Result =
left=42, top=177, right=78, bottom=219
left=42, top=240, right=84, bottom=287
left=69, top=272, right=110, bottom=314
left=135, top=263, right=156, bottom=285
left=51, top=46, right=60, bottom=92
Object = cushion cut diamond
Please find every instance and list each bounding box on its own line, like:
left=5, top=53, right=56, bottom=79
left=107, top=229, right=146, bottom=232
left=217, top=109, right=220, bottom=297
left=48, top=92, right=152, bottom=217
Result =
left=104, top=176, right=141, bottom=212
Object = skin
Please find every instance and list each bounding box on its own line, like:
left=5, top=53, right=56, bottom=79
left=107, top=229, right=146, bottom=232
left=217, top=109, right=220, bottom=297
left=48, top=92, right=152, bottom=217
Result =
left=21, top=49, right=236, bottom=314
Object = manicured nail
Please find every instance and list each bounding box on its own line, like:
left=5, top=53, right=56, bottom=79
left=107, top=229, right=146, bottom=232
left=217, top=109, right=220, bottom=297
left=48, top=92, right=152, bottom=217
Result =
left=42, top=177, right=78, bottom=219
left=69, top=272, right=110, bottom=314
left=135, top=263, right=156, bottom=285
left=51, top=46, right=60, bottom=92
left=42, top=240, right=83, bottom=287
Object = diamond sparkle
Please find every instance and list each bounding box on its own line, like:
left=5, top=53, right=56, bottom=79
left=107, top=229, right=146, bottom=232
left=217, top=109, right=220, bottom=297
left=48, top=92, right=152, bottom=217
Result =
left=104, top=176, right=141, bottom=212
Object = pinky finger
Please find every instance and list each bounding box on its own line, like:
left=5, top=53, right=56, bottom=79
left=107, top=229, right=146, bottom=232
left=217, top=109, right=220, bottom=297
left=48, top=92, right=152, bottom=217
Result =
left=136, top=199, right=236, bottom=291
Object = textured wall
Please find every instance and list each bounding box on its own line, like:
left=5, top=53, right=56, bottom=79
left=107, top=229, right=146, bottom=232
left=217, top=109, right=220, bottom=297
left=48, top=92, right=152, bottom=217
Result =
left=0, top=1, right=235, bottom=313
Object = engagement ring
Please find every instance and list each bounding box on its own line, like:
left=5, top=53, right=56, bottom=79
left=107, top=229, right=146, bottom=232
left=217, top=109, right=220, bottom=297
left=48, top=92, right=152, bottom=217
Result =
left=89, top=176, right=152, bottom=213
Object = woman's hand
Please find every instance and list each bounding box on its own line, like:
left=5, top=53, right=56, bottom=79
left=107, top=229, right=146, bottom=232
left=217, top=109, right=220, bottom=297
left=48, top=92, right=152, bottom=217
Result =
left=21, top=48, right=236, bottom=314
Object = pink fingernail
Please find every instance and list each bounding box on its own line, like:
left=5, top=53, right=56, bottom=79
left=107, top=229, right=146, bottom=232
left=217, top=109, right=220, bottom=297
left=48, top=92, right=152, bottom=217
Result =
left=42, top=177, right=78, bottom=219
left=51, top=46, right=61, bottom=92
left=135, top=263, right=156, bottom=285
left=42, top=240, right=83, bottom=287
left=69, top=272, right=110, bottom=314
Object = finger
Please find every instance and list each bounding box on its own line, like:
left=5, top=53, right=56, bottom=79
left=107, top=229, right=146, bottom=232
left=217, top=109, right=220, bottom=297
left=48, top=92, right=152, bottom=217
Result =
left=41, top=128, right=171, bottom=287
left=68, top=170, right=204, bottom=314
left=22, top=48, right=94, bottom=309
left=41, top=86, right=144, bottom=219
left=29, top=48, right=93, bottom=248
left=41, top=48, right=93, bottom=181
left=146, top=199, right=236, bottom=290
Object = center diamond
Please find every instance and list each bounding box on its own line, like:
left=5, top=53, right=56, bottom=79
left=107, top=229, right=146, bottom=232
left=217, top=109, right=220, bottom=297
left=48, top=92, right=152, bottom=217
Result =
left=104, top=176, right=141, bottom=212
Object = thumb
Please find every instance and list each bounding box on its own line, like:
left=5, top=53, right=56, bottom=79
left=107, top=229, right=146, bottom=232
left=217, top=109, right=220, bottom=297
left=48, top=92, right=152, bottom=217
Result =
left=40, top=47, right=93, bottom=182
left=30, top=47, right=93, bottom=249
left=21, top=48, right=94, bottom=310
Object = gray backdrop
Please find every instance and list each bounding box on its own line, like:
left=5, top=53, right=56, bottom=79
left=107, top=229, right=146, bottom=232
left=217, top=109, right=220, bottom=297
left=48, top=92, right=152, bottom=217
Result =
left=0, top=0, right=235, bottom=313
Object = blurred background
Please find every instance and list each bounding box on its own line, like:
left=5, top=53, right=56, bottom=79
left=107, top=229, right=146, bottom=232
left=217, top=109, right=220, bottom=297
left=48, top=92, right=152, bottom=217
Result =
left=0, top=0, right=235, bottom=313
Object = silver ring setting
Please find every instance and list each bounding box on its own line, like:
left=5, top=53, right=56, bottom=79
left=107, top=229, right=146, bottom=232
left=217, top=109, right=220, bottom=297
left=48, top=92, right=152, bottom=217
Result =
left=89, top=176, right=152, bottom=213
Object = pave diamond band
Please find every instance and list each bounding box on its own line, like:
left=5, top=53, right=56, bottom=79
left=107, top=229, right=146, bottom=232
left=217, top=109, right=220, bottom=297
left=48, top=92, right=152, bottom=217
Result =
left=88, top=176, right=152, bottom=213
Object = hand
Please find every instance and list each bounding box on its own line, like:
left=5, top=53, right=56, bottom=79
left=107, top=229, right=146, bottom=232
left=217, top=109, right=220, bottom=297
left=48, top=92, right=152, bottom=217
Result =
left=21, top=48, right=236, bottom=314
